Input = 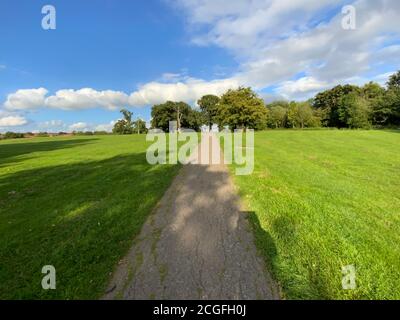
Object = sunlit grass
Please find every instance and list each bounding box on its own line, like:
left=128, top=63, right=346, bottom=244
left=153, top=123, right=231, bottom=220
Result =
left=0, top=135, right=180, bottom=299
left=228, top=130, right=400, bottom=299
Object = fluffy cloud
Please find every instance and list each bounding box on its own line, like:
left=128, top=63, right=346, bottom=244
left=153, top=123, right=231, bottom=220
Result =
left=69, top=122, right=89, bottom=131
left=0, top=115, right=28, bottom=127
left=2, top=78, right=241, bottom=111
left=4, top=88, right=48, bottom=110
left=175, top=0, right=400, bottom=97
left=45, top=88, right=129, bottom=110
left=67, top=121, right=118, bottom=132
left=276, top=77, right=330, bottom=100
left=129, top=77, right=240, bottom=106
left=3, top=88, right=129, bottom=111
left=2, top=0, right=400, bottom=108
left=94, top=120, right=117, bottom=132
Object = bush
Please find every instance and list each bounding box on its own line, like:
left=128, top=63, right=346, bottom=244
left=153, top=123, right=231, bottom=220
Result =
left=73, top=131, right=94, bottom=136
left=3, top=132, right=25, bottom=139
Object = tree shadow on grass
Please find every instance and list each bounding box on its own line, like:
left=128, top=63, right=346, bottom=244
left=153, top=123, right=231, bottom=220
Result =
left=0, top=153, right=180, bottom=299
left=246, top=211, right=334, bottom=299
left=0, top=138, right=98, bottom=167
left=245, top=212, right=278, bottom=279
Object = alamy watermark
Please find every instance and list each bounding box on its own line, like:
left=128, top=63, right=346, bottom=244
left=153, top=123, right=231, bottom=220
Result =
left=41, top=265, right=56, bottom=290
left=341, top=5, right=356, bottom=30
left=146, top=121, right=254, bottom=175
left=341, top=264, right=356, bottom=290
left=41, top=5, right=56, bottom=30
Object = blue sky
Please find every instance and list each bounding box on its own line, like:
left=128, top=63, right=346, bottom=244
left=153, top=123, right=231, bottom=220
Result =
left=0, top=0, right=399, bottom=132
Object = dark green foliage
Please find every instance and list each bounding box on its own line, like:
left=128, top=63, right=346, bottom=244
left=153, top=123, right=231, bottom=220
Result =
left=287, top=101, right=320, bottom=128
left=151, top=101, right=201, bottom=131
left=197, top=94, right=220, bottom=130
left=217, top=87, right=268, bottom=130
left=186, top=108, right=204, bottom=131
left=387, top=71, right=400, bottom=90
left=133, top=118, right=148, bottom=134
left=313, top=84, right=361, bottom=127
left=113, top=108, right=134, bottom=134
left=338, top=93, right=372, bottom=129
left=73, top=131, right=93, bottom=136
left=2, top=132, right=25, bottom=139
left=267, top=101, right=289, bottom=128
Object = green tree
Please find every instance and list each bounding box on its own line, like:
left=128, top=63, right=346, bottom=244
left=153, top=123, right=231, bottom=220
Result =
left=151, top=101, right=200, bottom=132
left=113, top=108, right=134, bottom=134
left=186, top=108, right=204, bottom=132
left=217, top=87, right=268, bottom=130
left=338, top=93, right=372, bottom=129
left=360, top=82, right=388, bottom=126
left=287, top=101, right=315, bottom=128
left=197, top=94, right=220, bottom=130
left=133, top=118, right=148, bottom=134
left=313, top=85, right=360, bottom=127
left=387, top=71, right=400, bottom=90
left=267, top=101, right=289, bottom=128
left=384, top=88, right=400, bottom=125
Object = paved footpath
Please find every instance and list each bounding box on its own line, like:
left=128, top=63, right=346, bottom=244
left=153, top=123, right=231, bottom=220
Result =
left=103, top=133, right=279, bottom=300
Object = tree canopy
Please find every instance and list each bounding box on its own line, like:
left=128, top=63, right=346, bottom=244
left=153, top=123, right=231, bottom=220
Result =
left=151, top=101, right=202, bottom=132
left=197, top=94, right=220, bottom=130
left=113, top=108, right=134, bottom=134
left=147, top=70, right=400, bottom=131
left=216, top=87, right=268, bottom=130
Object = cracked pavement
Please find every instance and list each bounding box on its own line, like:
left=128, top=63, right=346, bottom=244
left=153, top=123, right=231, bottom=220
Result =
left=103, top=133, right=279, bottom=300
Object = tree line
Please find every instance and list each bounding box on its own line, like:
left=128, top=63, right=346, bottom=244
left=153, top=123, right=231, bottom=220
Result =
left=3, top=71, right=399, bottom=139
left=146, top=70, right=400, bottom=132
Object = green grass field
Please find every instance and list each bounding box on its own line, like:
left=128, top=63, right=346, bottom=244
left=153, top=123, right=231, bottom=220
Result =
left=0, top=135, right=180, bottom=299
left=229, top=130, right=400, bottom=299
left=2, top=130, right=399, bottom=300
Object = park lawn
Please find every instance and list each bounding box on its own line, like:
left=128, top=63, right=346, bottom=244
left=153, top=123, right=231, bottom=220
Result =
left=0, top=135, right=181, bottom=299
left=229, top=130, right=400, bottom=299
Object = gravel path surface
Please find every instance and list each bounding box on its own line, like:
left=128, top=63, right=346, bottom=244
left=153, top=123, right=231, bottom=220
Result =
left=103, top=134, right=279, bottom=300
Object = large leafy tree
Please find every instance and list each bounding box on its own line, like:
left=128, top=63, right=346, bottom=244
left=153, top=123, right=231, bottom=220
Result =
left=385, top=71, right=400, bottom=125
left=266, top=101, right=289, bottom=128
left=217, top=87, right=268, bottom=130
left=197, top=94, right=220, bottom=130
left=113, top=108, right=134, bottom=134
left=133, top=118, right=148, bottom=134
left=287, top=101, right=316, bottom=128
left=313, top=85, right=360, bottom=127
left=387, top=71, right=400, bottom=90
left=338, top=93, right=372, bottom=129
left=359, top=82, right=388, bottom=126
left=151, top=101, right=201, bottom=132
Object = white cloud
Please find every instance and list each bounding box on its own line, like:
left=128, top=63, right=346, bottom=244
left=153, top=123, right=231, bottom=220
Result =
left=2, top=0, right=400, bottom=108
left=276, top=77, right=330, bottom=100
left=129, top=77, right=240, bottom=106
left=39, top=120, right=65, bottom=128
left=0, top=115, right=28, bottom=127
left=95, top=120, right=117, bottom=132
left=69, top=122, right=89, bottom=131
left=36, top=120, right=68, bottom=132
left=173, top=0, right=400, bottom=98
left=3, top=88, right=129, bottom=111
left=4, top=88, right=48, bottom=110
left=1, top=78, right=241, bottom=111
left=45, top=88, right=129, bottom=111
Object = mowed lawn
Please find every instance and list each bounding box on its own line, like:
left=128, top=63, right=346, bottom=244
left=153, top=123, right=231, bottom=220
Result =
left=230, top=130, right=400, bottom=299
left=0, top=135, right=180, bottom=299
